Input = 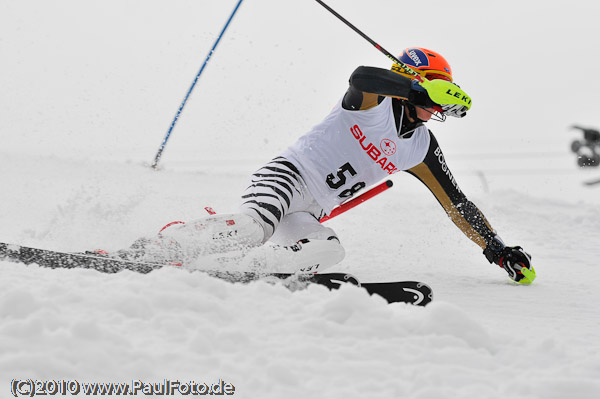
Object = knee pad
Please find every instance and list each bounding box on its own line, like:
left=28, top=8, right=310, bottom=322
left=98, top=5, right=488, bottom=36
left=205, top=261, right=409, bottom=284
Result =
left=243, top=237, right=345, bottom=274
left=269, top=212, right=337, bottom=245
left=159, top=213, right=265, bottom=258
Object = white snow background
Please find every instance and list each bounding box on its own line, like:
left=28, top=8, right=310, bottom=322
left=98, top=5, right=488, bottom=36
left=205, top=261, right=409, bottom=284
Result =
left=1, top=0, right=600, bottom=398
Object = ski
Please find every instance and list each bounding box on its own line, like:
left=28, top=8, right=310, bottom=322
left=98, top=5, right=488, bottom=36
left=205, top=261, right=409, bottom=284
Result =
left=0, top=242, right=432, bottom=306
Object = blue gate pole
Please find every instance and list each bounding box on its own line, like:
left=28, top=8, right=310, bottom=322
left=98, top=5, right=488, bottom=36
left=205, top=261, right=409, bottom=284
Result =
left=151, top=0, right=245, bottom=169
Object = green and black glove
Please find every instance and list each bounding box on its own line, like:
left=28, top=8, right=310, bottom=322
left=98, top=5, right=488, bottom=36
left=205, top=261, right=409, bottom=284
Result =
left=484, top=236, right=536, bottom=284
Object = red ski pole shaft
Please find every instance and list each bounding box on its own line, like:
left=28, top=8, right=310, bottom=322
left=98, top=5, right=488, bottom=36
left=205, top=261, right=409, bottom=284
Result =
left=320, top=180, right=393, bottom=223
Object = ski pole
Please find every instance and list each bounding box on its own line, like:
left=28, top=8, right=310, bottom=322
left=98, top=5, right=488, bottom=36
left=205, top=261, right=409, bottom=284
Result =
left=313, top=0, right=472, bottom=112
left=320, top=180, right=393, bottom=223
left=314, top=0, right=423, bottom=82
left=151, top=0, right=245, bottom=169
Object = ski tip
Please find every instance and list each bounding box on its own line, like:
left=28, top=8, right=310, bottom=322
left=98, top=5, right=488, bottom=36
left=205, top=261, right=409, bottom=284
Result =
left=403, top=282, right=433, bottom=306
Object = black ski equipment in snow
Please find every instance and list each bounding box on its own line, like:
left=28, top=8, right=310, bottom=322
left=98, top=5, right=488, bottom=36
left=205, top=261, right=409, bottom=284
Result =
left=0, top=243, right=433, bottom=306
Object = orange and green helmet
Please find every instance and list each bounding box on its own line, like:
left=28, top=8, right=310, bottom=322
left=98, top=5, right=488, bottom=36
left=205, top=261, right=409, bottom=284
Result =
left=391, top=47, right=453, bottom=82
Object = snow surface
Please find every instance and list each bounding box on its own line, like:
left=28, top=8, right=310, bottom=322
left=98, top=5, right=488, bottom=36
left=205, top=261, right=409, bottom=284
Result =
left=1, top=0, right=600, bottom=398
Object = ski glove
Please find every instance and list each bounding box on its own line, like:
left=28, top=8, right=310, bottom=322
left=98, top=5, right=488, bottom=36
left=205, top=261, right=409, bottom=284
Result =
left=483, top=236, right=536, bottom=284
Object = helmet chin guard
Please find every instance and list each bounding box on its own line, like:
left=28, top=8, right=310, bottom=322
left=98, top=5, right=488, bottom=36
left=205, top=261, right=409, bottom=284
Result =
left=402, top=100, right=446, bottom=126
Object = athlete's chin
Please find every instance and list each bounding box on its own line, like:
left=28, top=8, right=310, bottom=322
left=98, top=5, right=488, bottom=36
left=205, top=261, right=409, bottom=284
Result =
left=416, top=108, right=434, bottom=122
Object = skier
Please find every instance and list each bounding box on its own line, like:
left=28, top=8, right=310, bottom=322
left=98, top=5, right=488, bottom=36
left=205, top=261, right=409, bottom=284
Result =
left=124, top=47, right=535, bottom=284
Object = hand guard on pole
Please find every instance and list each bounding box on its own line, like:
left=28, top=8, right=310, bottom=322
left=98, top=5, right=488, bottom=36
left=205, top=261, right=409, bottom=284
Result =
left=412, top=79, right=472, bottom=117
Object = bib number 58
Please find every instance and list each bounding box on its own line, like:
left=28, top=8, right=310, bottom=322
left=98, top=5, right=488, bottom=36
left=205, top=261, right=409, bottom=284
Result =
left=326, top=162, right=366, bottom=199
